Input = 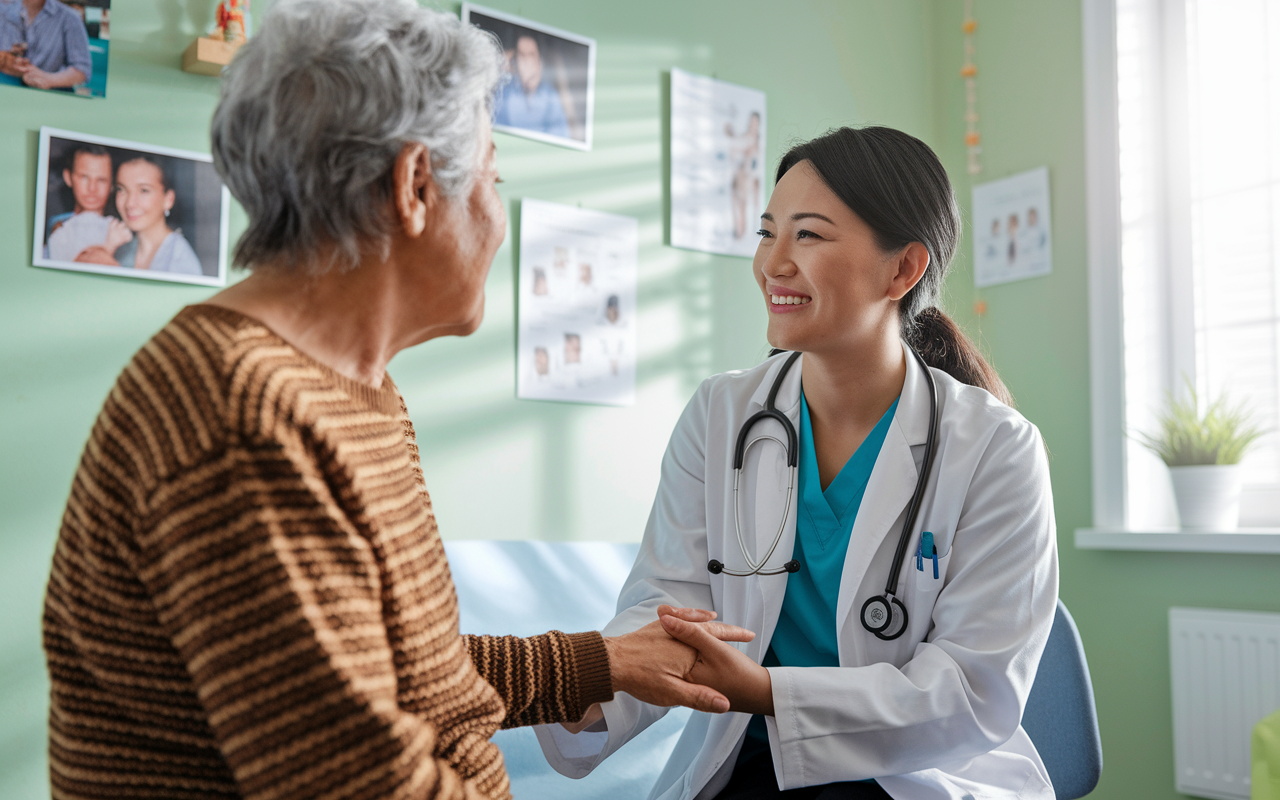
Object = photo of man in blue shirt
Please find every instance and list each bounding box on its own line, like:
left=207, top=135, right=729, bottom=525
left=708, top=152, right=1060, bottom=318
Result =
left=465, top=6, right=593, bottom=149
left=495, top=33, right=570, bottom=140
left=0, top=0, right=93, bottom=92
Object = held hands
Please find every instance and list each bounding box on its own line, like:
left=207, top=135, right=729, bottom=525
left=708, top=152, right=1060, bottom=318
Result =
left=564, top=606, right=772, bottom=735
left=658, top=605, right=775, bottom=716
left=581, top=608, right=754, bottom=732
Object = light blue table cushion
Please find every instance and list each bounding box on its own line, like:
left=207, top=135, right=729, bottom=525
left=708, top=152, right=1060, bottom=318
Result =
left=445, top=540, right=689, bottom=800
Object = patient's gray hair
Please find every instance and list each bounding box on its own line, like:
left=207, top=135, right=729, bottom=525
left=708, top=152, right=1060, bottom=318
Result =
left=211, top=0, right=503, bottom=273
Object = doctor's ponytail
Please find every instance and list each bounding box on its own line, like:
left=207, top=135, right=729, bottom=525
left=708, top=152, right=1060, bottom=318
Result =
left=776, top=127, right=1013, bottom=407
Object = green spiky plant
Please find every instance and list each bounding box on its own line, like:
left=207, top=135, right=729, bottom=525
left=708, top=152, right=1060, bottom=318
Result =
left=1135, top=382, right=1265, bottom=467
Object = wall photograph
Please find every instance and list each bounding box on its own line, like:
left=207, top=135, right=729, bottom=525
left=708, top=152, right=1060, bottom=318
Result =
left=33, top=128, right=229, bottom=286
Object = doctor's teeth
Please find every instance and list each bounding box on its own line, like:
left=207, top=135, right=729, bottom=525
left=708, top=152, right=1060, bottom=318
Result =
left=771, top=295, right=811, bottom=305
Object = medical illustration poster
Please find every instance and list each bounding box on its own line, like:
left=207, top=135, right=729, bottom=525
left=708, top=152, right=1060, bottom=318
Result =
left=669, top=67, right=766, bottom=259
left=462, top=3, right=595, bottom=151
left=971, top=166, right=1053, bottom=288
left=517, top=198, right=637, bottom=406
left=32, top=127, right=230, bottom=286
left=1, top=0, right=111, bottom=98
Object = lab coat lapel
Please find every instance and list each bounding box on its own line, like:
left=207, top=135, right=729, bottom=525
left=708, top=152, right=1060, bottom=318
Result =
left=834, top=341, right=932, bottom=629
left=746, top=354, right=803, bottom=654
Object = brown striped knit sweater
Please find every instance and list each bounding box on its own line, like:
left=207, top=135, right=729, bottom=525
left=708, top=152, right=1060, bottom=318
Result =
left=43, top=304, right=612, bottom=800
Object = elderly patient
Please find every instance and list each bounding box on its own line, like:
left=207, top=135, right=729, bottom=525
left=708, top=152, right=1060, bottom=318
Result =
left=41, top=2, right=749, bottom=798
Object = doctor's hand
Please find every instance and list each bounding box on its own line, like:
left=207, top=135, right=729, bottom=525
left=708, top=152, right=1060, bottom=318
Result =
left=658, top=606, right=774, bottom=716
left=601, top=608, right=755, bottom=718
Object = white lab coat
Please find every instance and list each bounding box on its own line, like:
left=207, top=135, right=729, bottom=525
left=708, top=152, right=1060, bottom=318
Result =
left=536, top=343, right=1060, bottom=800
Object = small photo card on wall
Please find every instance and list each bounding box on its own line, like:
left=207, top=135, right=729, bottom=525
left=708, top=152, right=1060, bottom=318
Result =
left=669, top=67, right=766, bottom=259
left=1, top=0, right=111, bottom=98
left=517, top=198, right=637, bottom=407
left=463, top=3, right=595, bottom=151
left=32, top=127, right=230, bottom=286
left=971, top=166, right=1053, bottom=288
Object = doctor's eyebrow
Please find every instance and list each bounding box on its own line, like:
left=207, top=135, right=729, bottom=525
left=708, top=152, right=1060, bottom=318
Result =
left=759, top=212, right=836, bottom=224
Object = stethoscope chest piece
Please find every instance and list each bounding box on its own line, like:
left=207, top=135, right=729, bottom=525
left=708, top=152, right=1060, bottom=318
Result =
left=860, top=593, right=909, bottom=640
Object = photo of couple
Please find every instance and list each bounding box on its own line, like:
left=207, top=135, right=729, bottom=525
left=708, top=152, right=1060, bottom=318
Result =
left=33, top=128, right=228, bottom=285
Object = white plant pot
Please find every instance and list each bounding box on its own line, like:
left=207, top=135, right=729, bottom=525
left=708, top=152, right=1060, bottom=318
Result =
left=1168, top=464, right=1243, bottom=530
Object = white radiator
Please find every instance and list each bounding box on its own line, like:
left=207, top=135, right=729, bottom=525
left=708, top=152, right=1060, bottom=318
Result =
left=1169, top=608, right=1280, bottom=800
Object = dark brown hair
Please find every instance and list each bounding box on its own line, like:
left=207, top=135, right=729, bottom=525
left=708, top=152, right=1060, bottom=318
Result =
left=776, top=126, right=1013, bottom=406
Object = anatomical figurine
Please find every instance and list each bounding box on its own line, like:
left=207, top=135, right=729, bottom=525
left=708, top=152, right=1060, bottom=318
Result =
left=214, top=0, right=250, bottom=45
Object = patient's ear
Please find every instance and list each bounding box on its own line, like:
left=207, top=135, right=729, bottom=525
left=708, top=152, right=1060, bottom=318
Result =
left=392, top=142, right=437, bottom=238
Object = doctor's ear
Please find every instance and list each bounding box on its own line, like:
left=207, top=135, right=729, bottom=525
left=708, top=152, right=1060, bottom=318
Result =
left=886, top=241, right=931, bottom=302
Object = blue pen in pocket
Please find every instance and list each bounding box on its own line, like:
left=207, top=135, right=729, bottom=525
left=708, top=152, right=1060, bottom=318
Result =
left=916, top=531, right=938, bottom=579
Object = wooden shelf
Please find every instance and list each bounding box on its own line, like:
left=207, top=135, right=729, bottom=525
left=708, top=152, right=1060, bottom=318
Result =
left=181, top=37, right=241, bottom=76
left=1075, top=527, right=1280, bottom=554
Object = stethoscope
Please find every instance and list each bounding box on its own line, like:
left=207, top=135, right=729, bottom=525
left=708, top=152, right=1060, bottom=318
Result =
left=707, top=347, right=941, bottom=641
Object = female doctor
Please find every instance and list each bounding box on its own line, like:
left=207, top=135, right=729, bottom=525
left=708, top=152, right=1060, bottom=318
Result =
left=536, top=126, right=1059, bottom=800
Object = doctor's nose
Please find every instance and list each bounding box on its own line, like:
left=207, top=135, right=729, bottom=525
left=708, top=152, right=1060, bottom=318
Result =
left=759, top=242, right=798, bottom=280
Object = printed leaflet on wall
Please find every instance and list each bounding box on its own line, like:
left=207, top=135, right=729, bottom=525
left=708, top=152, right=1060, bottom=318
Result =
left=517, top=198, right=638, bottom=406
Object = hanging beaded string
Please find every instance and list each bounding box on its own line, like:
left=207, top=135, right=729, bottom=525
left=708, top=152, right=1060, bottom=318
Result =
left=962, top=0, right=981, bottom=175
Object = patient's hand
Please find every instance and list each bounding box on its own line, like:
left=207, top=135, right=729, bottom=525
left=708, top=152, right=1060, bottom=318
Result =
left=658, top=606, right=775, bottom=716
left=598, top=607, right=754, bottom=720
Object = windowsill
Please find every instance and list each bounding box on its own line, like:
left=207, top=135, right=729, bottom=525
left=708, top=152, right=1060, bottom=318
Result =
left=1074, top=528, right=1280, bottom=554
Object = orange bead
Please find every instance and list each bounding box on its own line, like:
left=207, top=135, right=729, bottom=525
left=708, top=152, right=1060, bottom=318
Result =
left=974, top=299, right=988, bottom=316
left=965, top=132, right=981, bottom=146
left=961, top=64, right=978, bottom=78
left=962, top=19, right=977, bottom=34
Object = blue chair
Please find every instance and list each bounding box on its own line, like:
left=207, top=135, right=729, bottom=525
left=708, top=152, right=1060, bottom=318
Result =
left=1021, top=600, right=1104, bottom=799
left=448, top=542, right=1102, bottom=799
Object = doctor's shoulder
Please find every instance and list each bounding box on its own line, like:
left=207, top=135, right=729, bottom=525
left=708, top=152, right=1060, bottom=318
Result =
left=665, top=355, right=789, bottom=450
left=702, top=354, right=786, bottom=394
left=932, top=367, right=1049, bottom=463
left=691, top=354, right=790, bottom=413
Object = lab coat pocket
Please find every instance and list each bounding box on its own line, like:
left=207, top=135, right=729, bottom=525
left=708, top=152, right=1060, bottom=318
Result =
left=912, top=530, right=952, bottom=593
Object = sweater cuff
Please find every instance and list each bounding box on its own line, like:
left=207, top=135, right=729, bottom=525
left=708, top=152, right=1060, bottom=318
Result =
left=566, top=631, right=613, bottom=710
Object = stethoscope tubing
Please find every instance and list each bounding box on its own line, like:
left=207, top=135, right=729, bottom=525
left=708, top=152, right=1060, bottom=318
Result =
left=881, top=347, right=940, bottom=598
left=710, top=348, right=941, bottom=640
left=709, top=352, right=803, bottom=578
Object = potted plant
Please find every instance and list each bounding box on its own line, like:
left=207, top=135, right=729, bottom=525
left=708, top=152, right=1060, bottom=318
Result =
left=1136, top=384, right=1264, bottom=530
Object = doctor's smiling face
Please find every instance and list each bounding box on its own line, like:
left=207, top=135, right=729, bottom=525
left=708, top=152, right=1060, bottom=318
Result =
left=754, top=160, right=929, bottom=357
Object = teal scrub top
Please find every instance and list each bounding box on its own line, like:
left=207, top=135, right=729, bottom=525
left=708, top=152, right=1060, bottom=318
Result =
left=738, top=390, right=900, bottom=766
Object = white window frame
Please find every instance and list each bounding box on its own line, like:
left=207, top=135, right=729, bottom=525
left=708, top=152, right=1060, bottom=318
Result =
left=1084, top=0, right=1128, bottom=531
left=1079, top=0, right=1280, bottom=550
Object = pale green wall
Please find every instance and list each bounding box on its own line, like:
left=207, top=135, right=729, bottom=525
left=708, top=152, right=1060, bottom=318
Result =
left=11, top=3, right=1273, bottom=799
left=0, top=0, right=937, bottom=794
left=929, top=2, right=1280, bottom=799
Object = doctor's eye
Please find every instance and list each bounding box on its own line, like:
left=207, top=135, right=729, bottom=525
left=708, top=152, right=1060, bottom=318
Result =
left=796, top=229, right=821, bottom=240
left=756, top=229, right=773, bottom=239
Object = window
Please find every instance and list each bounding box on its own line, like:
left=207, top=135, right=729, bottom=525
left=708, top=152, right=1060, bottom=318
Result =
left=1086, top=0, right=1280, bottom=529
